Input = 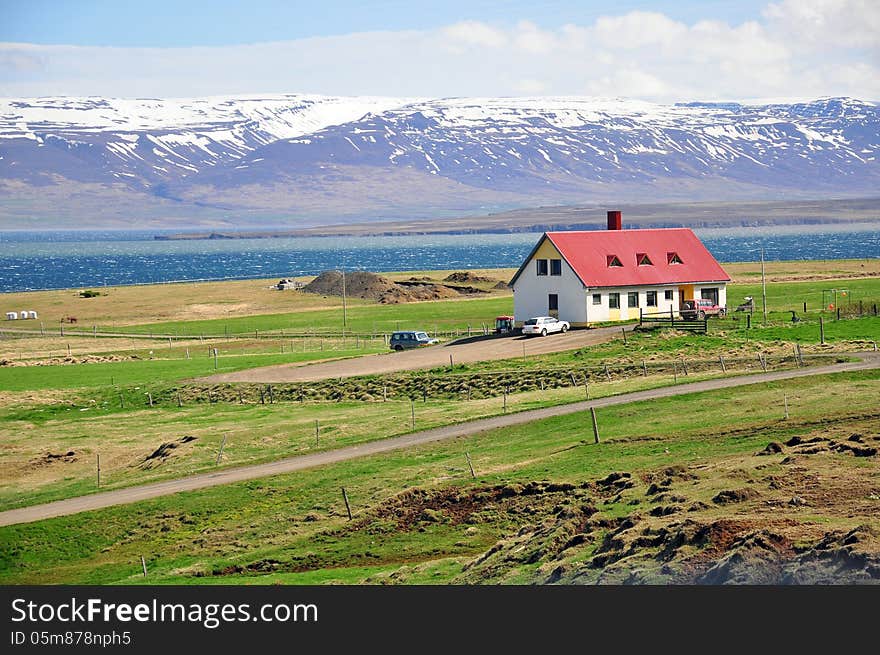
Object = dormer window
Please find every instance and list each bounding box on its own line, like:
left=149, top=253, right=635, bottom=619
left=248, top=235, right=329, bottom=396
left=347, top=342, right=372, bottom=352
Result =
left=607, top=255, right=623, bottom=267
left=667, top=252, right=683, bottom=264
left=637, top=253, right=653, bottom=266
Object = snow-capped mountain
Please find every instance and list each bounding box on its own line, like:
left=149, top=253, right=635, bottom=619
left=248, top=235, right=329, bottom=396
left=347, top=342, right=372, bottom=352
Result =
left=0, top=95, right=877, bottom=228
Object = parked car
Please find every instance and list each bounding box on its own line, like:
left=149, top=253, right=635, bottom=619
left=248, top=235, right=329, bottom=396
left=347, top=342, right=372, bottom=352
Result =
left=521, top=316, right=570, bottom=336
left=389, top=330, right=440, bottom=350
left=680, top=298, right=726, bottom=320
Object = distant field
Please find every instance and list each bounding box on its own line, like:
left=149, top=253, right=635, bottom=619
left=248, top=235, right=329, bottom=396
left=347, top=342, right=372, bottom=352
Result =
left=0, top=260, right=875, bottom=335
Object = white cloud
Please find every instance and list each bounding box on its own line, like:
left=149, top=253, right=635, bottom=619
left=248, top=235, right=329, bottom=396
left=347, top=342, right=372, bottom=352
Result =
left=763, top=0, right=880, bottom=50
left=441, top=21, right=507, bottom=49
left=593, top=11, right=687, bottom=49
left=513, top=21, right=557, bottom=54
left=0, top=2, right=877, bottom=102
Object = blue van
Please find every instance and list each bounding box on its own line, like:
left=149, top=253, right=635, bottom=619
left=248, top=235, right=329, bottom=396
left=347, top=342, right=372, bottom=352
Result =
left=389, top=331, right=439, bottom=351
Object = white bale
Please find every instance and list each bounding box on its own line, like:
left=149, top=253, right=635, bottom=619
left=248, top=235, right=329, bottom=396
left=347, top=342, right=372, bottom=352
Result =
left=6, top=312, right=18, bottom=320
left=28, top=310, right=39, bottom=319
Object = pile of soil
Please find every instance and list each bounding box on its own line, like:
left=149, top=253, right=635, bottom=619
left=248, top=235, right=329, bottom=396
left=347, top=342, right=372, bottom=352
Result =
left=302, top=271, right=397, bottom=300
left=29, top=451, right=77, bottom=469
left=302, top=270, right=489, bottom=304
left=443, top=271, right=497, bottom=284
left=138, top=435, right=197, bottom=470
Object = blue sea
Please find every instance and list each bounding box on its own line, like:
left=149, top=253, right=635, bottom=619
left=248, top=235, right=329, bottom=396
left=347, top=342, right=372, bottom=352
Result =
left=0, top=223, right=878, bottom=293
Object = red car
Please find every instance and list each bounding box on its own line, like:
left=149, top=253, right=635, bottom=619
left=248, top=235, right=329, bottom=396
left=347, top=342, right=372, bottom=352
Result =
left=680, top=298, right=726, bottom=319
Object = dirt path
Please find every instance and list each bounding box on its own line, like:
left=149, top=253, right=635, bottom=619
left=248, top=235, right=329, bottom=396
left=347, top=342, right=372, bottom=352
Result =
left=204, top=325, right=632, bottom=383
left=2, top=352, right=877, bottom=528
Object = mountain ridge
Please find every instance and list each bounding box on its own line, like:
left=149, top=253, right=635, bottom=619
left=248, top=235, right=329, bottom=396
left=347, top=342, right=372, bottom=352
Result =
left=1, top=94, right=877, bottom=229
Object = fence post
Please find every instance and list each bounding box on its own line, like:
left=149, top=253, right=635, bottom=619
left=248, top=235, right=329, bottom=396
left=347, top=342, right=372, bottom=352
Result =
left=341, top=487, right=353, bottom=520
left=819, top=317, right=825, bottom=344
left=141, top=556, right=147, bottom=577
left=719, top=355, right=726, bottom=372
left=465, top=452, right=476, bottom=479
left=642, top=360, right=648, bottom=377
left=96, top=454, right=101, bottom=487
left=783, top=394, right=789, bottom=420
left=216, top=434, right=228, bottom=465
left=590, top=407, right=600, bottom=444
left=315, top=420, right=319, bottom=446
left=621, top=328, right=627, bottom=345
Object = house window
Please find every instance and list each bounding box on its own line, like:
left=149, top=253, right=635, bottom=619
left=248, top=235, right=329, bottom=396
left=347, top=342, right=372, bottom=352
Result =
left=550, top=259, right=562, bottom=276
left=701, top=287, right=719, bottom=304
left=637, top=253, right=653, bottom=266
left=536, top=259, right=548, bottom=276
left=664, top=289, right=674, bottom=301
left=667, top=252, right=683, bottom=264
left=548, top=293, right=559, bottom=311
left=609, top=293, right=620, bottom=309
left=627, top=291, right=639, bottom=308
left=607, top=255, right=623, bottom=267
left=592, top=293, right=602, bottom=305
left=646, top=291, right=658, bottom=307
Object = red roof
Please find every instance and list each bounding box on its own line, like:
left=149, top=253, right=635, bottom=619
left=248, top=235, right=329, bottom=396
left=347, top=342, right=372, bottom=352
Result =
left=514, top=228, right=730, bottom=288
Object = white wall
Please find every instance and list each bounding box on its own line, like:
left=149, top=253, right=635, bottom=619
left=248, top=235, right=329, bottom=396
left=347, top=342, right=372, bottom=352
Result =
left=584, top=282, right=727, bottom=323
left=513, top=258, right=587, bottom=324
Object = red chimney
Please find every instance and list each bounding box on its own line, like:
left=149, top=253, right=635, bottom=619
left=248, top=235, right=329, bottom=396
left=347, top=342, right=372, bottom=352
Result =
left=607, top=210, right=622, bottom=230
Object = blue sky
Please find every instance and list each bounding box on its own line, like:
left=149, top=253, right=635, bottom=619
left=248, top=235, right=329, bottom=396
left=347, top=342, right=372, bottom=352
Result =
left=1, top=0, right=877, bottom=100
left=3, top=1, right=769, bottom=46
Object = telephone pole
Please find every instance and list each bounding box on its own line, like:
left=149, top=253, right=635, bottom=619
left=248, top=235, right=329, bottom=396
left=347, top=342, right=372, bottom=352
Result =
left=760, top=247, right=767, bottom=324
left=341, top=267, right=347, bottom=334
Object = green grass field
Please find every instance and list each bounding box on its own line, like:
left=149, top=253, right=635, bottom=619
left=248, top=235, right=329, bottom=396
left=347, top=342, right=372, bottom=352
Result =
left=1, top=369, right=876, bottom=584
left=1, top=262, right=879, bottom=584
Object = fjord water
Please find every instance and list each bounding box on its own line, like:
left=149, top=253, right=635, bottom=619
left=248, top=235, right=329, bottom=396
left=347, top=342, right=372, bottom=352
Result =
left=0, top=224, right=878, bottom=293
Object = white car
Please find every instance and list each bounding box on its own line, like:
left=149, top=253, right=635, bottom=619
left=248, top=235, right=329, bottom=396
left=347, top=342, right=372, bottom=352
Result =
left=521, top=316, right=570, bottom=336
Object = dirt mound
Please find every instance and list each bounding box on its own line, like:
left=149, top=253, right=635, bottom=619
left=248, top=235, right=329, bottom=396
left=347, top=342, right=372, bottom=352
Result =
left=443, top=271, right=496, bottom=284
left=377, top=283, right=461, bottom=304
left=493, top=281, right=510, bottom=290
left=302, top=270, right=397, bottom=300
left=712, top=488, right=761, bottom=505
left=757, top=442, right=784, bottom=455
left=302, top=270, right=488, bottom=304
left=781, top=525, right=880, bottom=584
left=139, top=436, right=197, bottom=469
left=29, top=451, right=77, bottom=468
left=696, top=529, right=793, bottom=584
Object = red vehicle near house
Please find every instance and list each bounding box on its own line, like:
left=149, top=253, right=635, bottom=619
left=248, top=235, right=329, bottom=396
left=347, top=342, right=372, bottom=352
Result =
left=680, top=298, right=726, bottom=319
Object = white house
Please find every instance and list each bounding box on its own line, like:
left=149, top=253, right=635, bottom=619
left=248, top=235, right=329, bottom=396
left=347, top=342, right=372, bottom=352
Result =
left=510, top=211, right=730, bottom=326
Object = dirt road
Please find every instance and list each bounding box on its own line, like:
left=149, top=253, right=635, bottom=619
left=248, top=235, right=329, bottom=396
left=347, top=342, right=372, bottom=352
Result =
left=2, top=352, right=876, bottom=527
left=205, top=325, right=632, bottom=383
